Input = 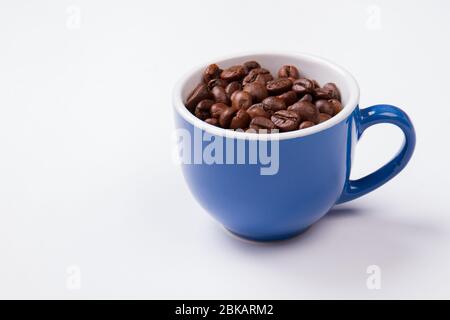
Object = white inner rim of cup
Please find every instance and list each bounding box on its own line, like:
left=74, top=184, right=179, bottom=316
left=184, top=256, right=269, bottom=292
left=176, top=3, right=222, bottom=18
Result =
left=173, top=52, right=360, bottom=141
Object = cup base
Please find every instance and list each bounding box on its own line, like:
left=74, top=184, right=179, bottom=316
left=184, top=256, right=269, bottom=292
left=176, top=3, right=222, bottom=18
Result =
left=224, top=226, right=310, bottom=243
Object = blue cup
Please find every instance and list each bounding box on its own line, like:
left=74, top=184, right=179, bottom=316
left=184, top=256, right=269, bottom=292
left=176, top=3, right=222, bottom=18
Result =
left=173, top=52, right=415, bottom=241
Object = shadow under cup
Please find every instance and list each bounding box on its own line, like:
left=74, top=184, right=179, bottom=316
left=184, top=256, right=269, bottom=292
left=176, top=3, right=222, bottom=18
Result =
left=172, top=52, right=414, bottom=242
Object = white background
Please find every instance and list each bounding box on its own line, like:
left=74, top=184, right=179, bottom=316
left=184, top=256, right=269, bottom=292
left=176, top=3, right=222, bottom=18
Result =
left=0, top=0, right=449, bottom=299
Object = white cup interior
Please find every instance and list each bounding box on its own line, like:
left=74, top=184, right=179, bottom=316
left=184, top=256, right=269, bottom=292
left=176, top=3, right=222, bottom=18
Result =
left=173, top=52, right=360, bottom=140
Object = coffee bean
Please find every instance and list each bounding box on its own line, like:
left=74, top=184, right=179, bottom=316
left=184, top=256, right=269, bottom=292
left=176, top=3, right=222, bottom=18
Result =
left=299, top=121, right=315, bottom=129
left=266, top=78, right=293, bottom=95
left=231, top=90, right=253, bottom=109
left=277, top=91, right=298, bottom=106
left=249, top=116, right=276, bottom=130
left=314, top=87, right=333, bottom=100
left=242, top=73, right=259, bottom=86
left=247, top=104, right=270, bottom=119
left=278, top=65, right=300, bottom=79
left=225, top=81, right=242, bottom=98
left=242, top=68, right=271, bottom=85
left=219, top=107, right=238, bottom=128
left=328, top=99, right=343, bottom=115
left=254, top=73, right=273, bottom=85
left=292, top=78, right=315, bottom=96
left=220, top=65, right=246, bottom=81
left=287, top=101, right=319, bottom=123
left=249, top=67, right=270, bottom=76
left=262, top=96, right=286, bottom=115
left=312, top=79, right=321, bottom=89
left=211, top=86, right=229, bottom=104
left=186, top=83, right=211, bottom=112
left=315, top=99, right=334, bottom=116
left=205, top=118, right=219, bottom=126
left=210, top=102, right=229, bottom=119
left=243, top=82, right=268, bottom=102
left=271, top=110, right=300, bottom=132
left=207, top=78, right=228, bottom=90
left=243, top=60, right=260, bottom=72
left=185, top=60, right=342, bottom=133
left=195, top=99, right=215, bottom=120
left=299, top=93, right=313, bottom=102
left=318, top=113, right=332, bottom=123
left=203, top=64, right=221, bottom=83
left=323, top=83, right=341, bottom=101
left=230, top=109, right=251, bottom=129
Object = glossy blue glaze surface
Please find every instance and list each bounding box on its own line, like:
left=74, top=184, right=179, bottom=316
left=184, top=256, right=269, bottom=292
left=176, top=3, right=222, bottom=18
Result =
left=175, top=103, right=415, bottom=241
left=337, top=104, right=416, bottom=204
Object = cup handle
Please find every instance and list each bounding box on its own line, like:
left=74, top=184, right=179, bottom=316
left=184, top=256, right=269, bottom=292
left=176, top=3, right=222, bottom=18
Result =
left=337, top=104, right=416, bottom=204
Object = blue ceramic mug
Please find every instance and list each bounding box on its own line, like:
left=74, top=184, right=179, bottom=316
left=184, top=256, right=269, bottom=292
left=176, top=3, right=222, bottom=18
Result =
left=173, top=52, right=415, bottom=241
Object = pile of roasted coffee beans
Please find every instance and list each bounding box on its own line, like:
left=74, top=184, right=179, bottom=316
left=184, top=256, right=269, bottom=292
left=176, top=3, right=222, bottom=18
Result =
left=185, top=61, right=343, bottom=133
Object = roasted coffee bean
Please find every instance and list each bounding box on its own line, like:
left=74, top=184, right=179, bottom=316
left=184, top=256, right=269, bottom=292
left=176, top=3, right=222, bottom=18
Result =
left=323, top=83, right=341, bottom=101
left=287, top=101, right=319, bottom=123
left=205, top=118, right=219, bottom=126
left=243, top=60, right=260, bottom=72
left=266, top=78, right=293, bottom=95
left=249, top=116, right=276, bottom=130
left=299, top=121, right=315, bottom=129
left=299, top=93, right=313, bottom=102
left=271, top=110, right=300, bottom=132
left=230, top=109, right=251, bottom=129
left=243, top=82, right=268, bottom=103
left=242, top=73, right=259, bottom=86
left=278, top=65, right=300, bottom=79
left=186, top=83, right=211, bottom=112
left=262, top=96, right=286, bottom=115
left=249, top=67, right=270, bottom=76
left=242, top=68, right=271, bottom=85
left=312, top=79, right=321, bottom=89
left=219, top=107, right=238, bottom=128
left=314, top=87, right=333, bottom=100
left=225, top=81, right=242, bottom=98
left=292, top=78, right=315, bottom=96
left=318, top=113, right=332, bottom=123
left=195, top=99, right=215, bottom=120
left=328, top=99, right=343, bottom=115
left=203, top=64, right=221, bottom=83
left=211, top=86, right=229, bottom=104
left=186, top=60, right=342, bottom=133
left=277, top=90, right=298, bottom=106
left=231, top=90, right=253, bottom=109
left=315, top=99, right=334, bottom=116
left=247, top=104, right=270, bottom=119
left=210, top=102, right=229, bottom=119
left=220, top=65, right=246, bottom=81
left=207, top=78, right=228, bottom=90
left=254, top=73, right=273, bottom=85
